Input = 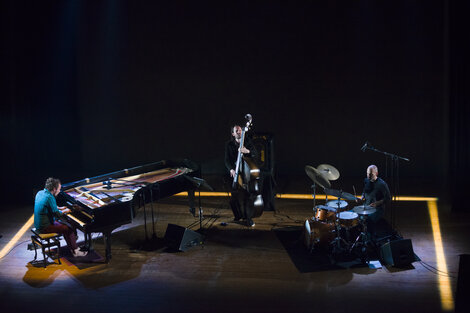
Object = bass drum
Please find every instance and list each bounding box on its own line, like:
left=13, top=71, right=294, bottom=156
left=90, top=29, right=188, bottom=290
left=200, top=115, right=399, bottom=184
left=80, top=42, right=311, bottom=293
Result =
left=304, top=219, right=335, bottom=250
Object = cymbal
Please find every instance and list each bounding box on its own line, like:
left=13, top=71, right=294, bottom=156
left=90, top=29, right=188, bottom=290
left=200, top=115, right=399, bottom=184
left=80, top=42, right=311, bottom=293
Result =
left=326, top=200, right=348, bottom=209
left=317, top=164, right=340, bottom=181
left=315, top=204, right=336, bottom=212
left=352, top=205, right=377, bottom=215
left=305, top=165, right=331, bottom=189
left=324, top=188, right=357, bottom=201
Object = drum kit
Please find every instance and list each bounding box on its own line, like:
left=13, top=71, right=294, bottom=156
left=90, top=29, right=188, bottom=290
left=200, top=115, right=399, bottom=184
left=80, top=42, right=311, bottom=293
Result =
left=304, top=164, right=377, bottom=262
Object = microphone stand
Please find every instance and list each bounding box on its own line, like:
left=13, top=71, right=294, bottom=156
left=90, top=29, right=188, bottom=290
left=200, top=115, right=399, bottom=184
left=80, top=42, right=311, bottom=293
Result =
left=184, top=176, right=214, bottom=231
left=363, top=144, right=409, bottom=230
left=311, top=183, right=317, bottom=208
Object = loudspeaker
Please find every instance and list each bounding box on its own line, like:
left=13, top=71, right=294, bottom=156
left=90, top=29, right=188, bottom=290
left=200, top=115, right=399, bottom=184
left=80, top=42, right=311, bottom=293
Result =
left=251, top=132, right=275, bottom=211
left=456, top=254, right=470, bottom=313
left=380, top=239, right=416, bottom=267
left=251, top=132, right=274, bottom=173
left=164, top=223, right=204, bottom=251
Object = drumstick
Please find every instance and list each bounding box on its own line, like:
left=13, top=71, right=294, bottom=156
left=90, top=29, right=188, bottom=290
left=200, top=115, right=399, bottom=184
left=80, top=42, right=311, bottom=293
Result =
left=352, top=185, right=358, bottom=202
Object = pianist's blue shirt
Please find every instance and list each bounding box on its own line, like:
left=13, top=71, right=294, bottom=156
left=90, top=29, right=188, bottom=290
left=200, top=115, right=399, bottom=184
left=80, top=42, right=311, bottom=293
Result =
left=34, top=189, right=61, bottom=232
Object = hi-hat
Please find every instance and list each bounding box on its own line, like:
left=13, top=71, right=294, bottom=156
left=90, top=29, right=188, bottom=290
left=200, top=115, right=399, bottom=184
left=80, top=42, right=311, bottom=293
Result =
left=324, top=188, right=357, bottom=201
left=352, top=205, right=377, bottom=215
left=305, top=165, right=331, bottom=189
left=317, top=164, right=340, bottom=181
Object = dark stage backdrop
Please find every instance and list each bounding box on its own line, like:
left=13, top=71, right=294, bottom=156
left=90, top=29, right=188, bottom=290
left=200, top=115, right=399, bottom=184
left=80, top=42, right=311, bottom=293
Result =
left=1, top=1, right=449, bottom=204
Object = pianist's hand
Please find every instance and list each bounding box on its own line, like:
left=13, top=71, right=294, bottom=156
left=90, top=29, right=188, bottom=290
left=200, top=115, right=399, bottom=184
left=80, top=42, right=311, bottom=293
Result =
left=59, top=207, right=71, bottom=214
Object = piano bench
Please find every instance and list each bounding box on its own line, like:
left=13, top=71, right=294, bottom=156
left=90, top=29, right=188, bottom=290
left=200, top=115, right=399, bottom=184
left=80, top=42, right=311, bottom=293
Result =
left=30, top=228, right=62, bottom=268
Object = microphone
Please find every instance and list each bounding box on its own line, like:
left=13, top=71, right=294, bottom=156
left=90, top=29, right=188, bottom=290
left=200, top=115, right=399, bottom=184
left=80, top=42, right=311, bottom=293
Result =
left=245, top=113, right=252, bottom=122
left=361, top=141, right=369, bottom=152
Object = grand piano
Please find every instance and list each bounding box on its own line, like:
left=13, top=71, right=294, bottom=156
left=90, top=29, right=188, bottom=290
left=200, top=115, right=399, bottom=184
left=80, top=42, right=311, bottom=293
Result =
left=57, top=159, right=200, bottom=262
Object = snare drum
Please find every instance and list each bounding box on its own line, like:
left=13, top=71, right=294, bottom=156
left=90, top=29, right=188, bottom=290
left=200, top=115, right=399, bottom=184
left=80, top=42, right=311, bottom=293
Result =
left=304, top=219, right=335, bottom=250
left=314, top=205, right=336, bottom=223
left=338, top=211, right=359, bottom=229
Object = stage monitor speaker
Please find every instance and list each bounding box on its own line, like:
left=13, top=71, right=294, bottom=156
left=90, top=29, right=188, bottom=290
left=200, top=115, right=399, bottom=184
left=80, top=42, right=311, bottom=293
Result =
left=380, top=239, right=416, bottom=267
left=251, top=132, right=274, bottom=173
left=164, top=223, right=204, bottom=251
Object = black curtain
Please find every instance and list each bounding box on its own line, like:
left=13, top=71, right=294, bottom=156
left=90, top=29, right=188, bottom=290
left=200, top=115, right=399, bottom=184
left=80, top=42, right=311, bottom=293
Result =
left=449, top=0, right=470, bottom=211
left=0, top=1, right=81, bottom=204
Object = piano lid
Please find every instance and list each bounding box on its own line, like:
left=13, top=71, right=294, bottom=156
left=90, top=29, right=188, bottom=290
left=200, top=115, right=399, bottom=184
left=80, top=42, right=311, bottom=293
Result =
left=61, top=159, right=198, bottom=210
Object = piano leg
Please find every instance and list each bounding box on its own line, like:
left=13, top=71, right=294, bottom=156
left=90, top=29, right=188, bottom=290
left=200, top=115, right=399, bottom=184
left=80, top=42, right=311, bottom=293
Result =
left=86, top=232, right=94, bottom=252
left=188, top=188, right=196, bottom=216
left=103, top=231, right=112, bottom=263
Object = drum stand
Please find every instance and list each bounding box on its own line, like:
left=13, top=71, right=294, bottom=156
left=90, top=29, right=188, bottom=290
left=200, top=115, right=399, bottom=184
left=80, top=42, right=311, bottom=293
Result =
left=350, top=216, right=372, bottom=263
left=329, top=213, right=350, bottom=259
left=310, top=183, right=323, bottom=222
left=311, top=183, right=318, bottom=209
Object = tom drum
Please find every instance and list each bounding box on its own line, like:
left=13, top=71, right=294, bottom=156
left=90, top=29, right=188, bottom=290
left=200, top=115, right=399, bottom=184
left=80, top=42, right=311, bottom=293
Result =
left=338, top=211, right=359, bottom=229
left=314, top=205, right=336, bottom=223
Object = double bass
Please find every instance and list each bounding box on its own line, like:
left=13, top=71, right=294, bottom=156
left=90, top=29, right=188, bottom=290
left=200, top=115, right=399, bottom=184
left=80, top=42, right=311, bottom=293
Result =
left=232, top=114, right=264, bottom=217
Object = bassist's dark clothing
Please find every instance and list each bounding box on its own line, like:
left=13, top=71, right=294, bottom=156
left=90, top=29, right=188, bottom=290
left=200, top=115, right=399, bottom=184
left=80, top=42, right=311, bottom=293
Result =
left=224, top=137, right=258, bottom=225
left=224, top=137, right=258, bottom=172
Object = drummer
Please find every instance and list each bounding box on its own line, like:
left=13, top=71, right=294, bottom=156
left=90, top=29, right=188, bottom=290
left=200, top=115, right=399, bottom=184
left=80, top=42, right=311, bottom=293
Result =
left=361, top=165, right=391, bottom=237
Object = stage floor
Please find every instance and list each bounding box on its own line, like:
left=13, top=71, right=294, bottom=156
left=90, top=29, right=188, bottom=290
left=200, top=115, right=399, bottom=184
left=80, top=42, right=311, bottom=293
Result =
left=0, top=195, right=468, bottom=313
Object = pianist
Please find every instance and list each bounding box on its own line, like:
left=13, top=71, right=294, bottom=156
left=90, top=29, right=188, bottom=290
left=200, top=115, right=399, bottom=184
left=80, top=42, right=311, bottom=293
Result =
left=34, top=177, right=87, bottom=257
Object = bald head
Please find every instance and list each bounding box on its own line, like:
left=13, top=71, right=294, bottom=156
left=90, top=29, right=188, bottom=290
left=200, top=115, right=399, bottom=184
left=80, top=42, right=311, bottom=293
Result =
left=367, top=165, right=378, bottom=182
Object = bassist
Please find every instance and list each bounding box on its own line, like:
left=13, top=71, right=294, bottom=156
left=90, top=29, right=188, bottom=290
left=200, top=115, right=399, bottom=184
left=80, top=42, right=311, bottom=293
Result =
left=224, top=124, right=259, bottom=227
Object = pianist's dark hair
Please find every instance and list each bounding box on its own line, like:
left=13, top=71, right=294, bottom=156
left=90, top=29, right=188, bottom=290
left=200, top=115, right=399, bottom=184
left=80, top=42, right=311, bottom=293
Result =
left=45, top=177, right=61, bottom=192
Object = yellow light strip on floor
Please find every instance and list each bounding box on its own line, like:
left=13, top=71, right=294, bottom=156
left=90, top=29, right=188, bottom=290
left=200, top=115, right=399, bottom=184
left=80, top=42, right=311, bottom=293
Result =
left=427, top=200, right=454, bottom=311
left=0, top=214, right=34, bottom=259
left=174, top=192, right=438, bottom=202
left=175, top=191, right=229, bottom=197
left=394, top=196, right=439, bottom=201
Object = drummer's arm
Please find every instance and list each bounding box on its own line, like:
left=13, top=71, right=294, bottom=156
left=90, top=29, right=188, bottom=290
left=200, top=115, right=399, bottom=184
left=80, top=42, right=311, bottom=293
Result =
left=370, top=200, right=384, bottom=208
left=372, top=182, right=391, bottom=208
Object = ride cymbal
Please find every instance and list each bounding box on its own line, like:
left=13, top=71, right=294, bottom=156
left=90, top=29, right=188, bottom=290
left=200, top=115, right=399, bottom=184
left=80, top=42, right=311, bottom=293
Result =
left=305, top=165, right=331, bottom=189
left=323, top=188, right=357, bottom=201
left=317, top=164, right=340, bottom=181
